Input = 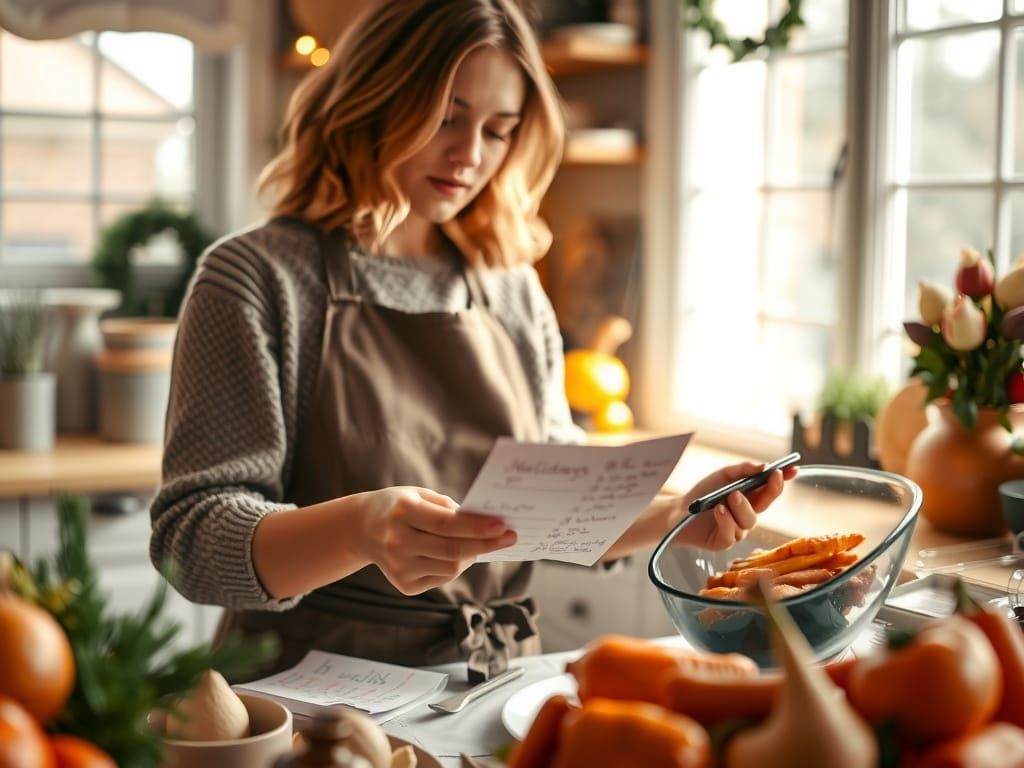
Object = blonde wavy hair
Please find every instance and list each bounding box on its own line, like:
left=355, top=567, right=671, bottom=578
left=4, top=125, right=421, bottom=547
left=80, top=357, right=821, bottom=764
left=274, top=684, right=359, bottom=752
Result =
left=259, top=0, right=564, bottom=267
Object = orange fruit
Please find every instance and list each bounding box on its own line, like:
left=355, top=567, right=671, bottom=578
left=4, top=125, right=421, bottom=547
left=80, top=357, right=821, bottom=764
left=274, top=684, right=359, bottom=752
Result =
left=50, top=735, right=116, bottom=768
left=0, top=694, right=55, bottom=768
left=592, top=400, right=634, bottom=433
left=0, top=594, right=75, bottom=724
left=564, top=350, right=630, bottom=413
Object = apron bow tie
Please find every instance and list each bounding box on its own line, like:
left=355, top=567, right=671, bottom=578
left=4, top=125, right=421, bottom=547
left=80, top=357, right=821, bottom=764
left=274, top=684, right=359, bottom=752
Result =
left=455, top=597, right=538, bottom=683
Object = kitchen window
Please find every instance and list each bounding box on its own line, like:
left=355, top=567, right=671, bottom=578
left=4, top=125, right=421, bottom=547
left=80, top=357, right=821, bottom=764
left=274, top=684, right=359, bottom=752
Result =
left=0, top=30, right=195, bottom=266
left=652, top=0, right=1024, bottom=452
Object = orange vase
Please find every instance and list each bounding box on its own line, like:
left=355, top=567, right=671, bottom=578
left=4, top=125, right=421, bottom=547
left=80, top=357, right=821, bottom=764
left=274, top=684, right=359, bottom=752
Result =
left=905, top=403, right=1024, bottom=537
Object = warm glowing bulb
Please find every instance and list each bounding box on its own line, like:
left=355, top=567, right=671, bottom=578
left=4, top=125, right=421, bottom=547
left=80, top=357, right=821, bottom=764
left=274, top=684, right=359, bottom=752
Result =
left=310, top=47, right=330, bottom=67
left=294, top=35, right=317, bottom=55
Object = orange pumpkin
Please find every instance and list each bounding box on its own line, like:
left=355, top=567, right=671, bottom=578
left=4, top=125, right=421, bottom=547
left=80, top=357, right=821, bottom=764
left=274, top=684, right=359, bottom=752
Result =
left=0, top=594, right=75, bottom=724
left=0, top=694, right=56, bottom=768
left=50, top=736, right=116, bottom=768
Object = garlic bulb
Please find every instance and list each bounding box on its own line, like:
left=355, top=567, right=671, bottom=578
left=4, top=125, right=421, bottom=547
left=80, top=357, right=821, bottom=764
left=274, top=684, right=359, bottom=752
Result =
left=166, top=669, right=250, bottom=741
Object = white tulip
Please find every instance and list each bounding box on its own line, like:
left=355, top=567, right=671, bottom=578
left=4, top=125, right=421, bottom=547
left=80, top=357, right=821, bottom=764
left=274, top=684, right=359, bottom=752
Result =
left=942, top=295, right=987, bottom=351
left=995, top=265, right=1024, bottom=310
left=918, top=279, right=953, bottom=326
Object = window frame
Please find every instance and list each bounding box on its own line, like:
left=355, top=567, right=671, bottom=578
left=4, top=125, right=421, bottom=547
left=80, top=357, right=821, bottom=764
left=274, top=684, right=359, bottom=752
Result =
left=0, top=33, right=215, bottom=289
left=645, top=0, right=1024, bottom=457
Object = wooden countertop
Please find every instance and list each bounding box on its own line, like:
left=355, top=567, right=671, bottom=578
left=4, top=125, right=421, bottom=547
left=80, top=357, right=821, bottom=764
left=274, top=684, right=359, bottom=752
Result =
left=0, top=434, right=161, bottom=496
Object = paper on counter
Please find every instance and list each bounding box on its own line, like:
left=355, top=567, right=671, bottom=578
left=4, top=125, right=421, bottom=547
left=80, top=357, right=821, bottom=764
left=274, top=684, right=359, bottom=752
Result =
left=234, top=650, right=448, bottom=723
left=465, top=434, right=692, bottom=566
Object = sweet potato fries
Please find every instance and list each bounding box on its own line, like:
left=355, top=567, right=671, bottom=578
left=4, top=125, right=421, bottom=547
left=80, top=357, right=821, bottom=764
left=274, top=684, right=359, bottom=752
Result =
left=699, top=533, right=865, bottom=601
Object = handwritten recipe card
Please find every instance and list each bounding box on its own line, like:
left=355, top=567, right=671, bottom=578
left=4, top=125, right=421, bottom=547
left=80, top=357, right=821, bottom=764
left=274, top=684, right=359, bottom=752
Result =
left=234, top=650, right=448, bottom=722
left=466, top=434, right=692, bottom=566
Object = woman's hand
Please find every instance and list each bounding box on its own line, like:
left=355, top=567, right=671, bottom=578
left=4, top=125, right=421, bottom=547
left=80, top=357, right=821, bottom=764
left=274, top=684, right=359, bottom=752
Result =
left=357, top=486, right=516, bottom=595
left=679, top=462, right=798, bottom=550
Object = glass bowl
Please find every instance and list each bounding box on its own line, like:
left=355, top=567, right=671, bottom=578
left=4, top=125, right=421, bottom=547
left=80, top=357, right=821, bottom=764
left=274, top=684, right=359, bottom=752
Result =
left=648, top=465, right=921, bottom=667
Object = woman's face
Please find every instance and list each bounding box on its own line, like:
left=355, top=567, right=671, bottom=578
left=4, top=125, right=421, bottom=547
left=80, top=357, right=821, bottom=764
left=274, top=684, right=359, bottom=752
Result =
left=394, top=46, right=526, bottom=224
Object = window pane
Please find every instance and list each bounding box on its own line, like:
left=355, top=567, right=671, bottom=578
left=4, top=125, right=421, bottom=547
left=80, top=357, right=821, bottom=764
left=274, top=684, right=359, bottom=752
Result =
left=754, top=321, right=831, bottom=435
left=771, top=0, right=847, bottom=49
left=2, top=116, right=91, bottom=192
left=904, top=189, right=993, bottom=317
left=769, top=52, right=846, bottom=185
left=903, top=0, right=1001, bottom=31
left=897, top=32, right=998, bottom=180
left=101, top=119, right=194, bottom=197
left=1013, top=29, right=1024, bottom=176
left=763, top=191, right=837, bottom=323
left=98, top=32, right=193, bottom=115
left=1006, top=191, right=1024, bottom=261
left=0, top=31, right=94, bottom=112
left=671, top=314, right=829, bottom=438
left=681, top=191, right=762, bottom=308
left=672, top=309, right=760, bottom=427
left=2, top=201, right=93, bottom=263
left=691, top=62, right=766, bottom=187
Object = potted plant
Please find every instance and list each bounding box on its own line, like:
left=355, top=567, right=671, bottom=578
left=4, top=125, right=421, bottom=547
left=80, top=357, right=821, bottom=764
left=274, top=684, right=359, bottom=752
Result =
left=791, top=370, right=889, bottom=468
left=902, top=247, right=1024, bottom=536
left=0, top=291, right=55, bottom=451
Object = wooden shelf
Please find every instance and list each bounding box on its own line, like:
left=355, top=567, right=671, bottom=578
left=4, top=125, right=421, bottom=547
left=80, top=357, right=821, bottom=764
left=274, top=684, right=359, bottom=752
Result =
left=281, top=39, right=648, bottom=76
left=541, top=38, right=648, bottom=77
left=0, top=435, right=161, bottom=496
left=562, top=141, right=645, bottom=167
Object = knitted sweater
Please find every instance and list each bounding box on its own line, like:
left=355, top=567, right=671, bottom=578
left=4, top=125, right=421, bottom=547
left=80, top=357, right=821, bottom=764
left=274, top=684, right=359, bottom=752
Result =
left=149, top=217, right=583, bottom=612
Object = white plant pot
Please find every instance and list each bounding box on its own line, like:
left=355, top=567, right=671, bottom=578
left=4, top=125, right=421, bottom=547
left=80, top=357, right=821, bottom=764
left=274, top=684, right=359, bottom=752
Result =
left=0, top=372, right=56, bottom=451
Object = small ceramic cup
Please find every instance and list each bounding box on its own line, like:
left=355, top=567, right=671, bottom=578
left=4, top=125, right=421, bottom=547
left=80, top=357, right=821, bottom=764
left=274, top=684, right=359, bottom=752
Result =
left=150, top=693, right=293, bottom=768
left=999, top=479, right=1024, bottom=537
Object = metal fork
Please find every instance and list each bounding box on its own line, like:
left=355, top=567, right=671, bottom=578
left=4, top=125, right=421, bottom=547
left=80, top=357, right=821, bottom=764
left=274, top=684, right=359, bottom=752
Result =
left=428, top=666, right=525, bottom=714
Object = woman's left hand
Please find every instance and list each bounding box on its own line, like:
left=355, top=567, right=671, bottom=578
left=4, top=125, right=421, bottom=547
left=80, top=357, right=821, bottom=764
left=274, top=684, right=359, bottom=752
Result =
left=680, top=461, right=798, bottom=550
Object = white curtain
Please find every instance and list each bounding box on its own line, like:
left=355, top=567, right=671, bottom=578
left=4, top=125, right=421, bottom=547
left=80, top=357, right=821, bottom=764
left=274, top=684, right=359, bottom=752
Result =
left=0, top=0, right=250, bottom=50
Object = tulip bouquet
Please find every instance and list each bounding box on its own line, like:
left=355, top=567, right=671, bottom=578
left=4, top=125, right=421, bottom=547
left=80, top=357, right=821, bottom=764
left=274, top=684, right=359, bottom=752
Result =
left=904, top=248, right=1024, bottom=438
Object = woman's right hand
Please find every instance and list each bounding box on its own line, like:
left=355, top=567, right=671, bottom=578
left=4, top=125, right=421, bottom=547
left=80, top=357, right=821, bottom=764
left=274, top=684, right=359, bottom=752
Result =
left=357, top=486, right=516, bottom=595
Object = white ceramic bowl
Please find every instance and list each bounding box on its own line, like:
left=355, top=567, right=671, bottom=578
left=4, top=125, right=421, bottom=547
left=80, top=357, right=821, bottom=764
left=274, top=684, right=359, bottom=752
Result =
left=150, top=693, right=293, bottom=768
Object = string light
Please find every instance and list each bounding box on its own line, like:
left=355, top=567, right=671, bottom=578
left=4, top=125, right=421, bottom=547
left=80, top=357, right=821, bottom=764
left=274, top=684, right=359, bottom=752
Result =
left=310, top=47, right=330, bottom=67
left=294, top=35, right=316, bottom=56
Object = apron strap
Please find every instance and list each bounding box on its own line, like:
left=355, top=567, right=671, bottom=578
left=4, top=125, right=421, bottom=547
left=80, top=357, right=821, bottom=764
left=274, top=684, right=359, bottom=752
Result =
left=455, top=597, right=539, bottom=683
left=462, top=263, right=491, bottom=309
left=319, top=228, right=361, bottom=302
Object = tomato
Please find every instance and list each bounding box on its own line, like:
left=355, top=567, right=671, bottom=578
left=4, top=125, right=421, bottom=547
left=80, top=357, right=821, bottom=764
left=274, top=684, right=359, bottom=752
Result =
left=848, top=615, right=1001, bottom=743
left=50, top=735, right=116, bottom=768
left=0, top=694, right=55, bottom=768
left=0, top=594, right=75, bottom=724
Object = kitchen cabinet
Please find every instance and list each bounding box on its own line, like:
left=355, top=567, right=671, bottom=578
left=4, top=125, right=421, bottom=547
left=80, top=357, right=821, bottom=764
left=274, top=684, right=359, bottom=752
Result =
left=533, top=554, right=677, bottom=652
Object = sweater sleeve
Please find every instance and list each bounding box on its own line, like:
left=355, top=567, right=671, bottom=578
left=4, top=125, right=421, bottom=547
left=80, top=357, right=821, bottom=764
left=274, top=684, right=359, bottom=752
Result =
left=150, top=242, right=305, bottom=612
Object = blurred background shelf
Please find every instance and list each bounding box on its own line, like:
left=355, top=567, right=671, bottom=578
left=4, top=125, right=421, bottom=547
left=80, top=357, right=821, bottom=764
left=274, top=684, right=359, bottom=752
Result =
left=541, top=39, right=647, bottom=76
left=563, top=141, right=645, bottom=167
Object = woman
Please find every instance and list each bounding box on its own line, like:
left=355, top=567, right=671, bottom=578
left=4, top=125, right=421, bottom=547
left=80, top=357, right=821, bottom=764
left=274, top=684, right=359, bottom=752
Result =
left=150, top=0, right=795, bottom=680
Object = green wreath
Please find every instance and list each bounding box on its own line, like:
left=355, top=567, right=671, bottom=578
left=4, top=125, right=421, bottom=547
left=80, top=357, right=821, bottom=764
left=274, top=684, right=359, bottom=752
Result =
left=92, top=199, right=213, bottom=318
left=682, top=0, right=804, bottom=61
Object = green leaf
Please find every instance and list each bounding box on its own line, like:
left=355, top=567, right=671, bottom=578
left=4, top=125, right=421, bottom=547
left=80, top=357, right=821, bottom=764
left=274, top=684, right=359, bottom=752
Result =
left=25, top=494, right=279, bottom=767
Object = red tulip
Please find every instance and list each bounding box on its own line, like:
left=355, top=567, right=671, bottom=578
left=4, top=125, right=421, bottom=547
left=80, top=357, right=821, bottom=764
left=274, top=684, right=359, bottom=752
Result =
left=955, top=247, right=995, bottom=299
left=1010, top=371, right=1024, bottom=403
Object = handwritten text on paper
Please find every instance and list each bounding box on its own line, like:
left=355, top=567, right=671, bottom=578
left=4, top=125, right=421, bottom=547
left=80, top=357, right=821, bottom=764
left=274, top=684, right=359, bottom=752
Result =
left=465, top=434, right=692, bottom=566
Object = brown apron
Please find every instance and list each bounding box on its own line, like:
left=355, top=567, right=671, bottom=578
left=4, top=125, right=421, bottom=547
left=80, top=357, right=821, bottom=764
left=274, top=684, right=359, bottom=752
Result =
left=218, top=229, right=544, bottom=682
